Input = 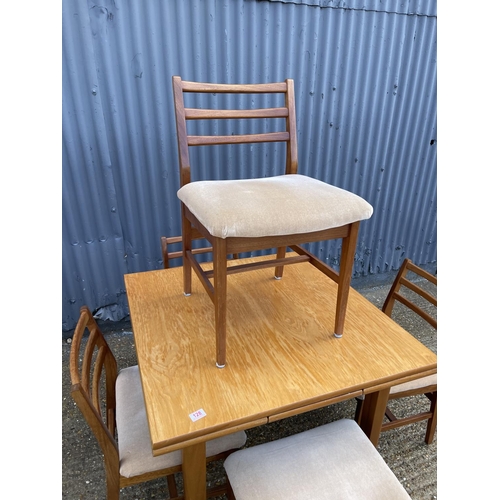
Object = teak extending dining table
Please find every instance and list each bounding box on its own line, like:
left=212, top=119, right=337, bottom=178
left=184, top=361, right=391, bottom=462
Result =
left=124, top=253, right=437, bottom=500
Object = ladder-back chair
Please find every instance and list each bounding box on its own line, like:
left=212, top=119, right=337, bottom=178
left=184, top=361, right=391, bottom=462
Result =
left=355, top=258, right=437, bottom=443
left=69, top=306, right=247, bottom=499
left=172, top=76, right=373, bottom=368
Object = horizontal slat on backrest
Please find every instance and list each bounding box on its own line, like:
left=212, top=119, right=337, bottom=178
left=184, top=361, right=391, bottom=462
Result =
left=181, top=80, right=287, bottom=93
left=172, top=75, right=298, bottom=183
left=185, top=107, right=289, bottom=120
left=406, top=260, right=437, bottom=285
left=187, top=131, right=289, bottom=146
left=393, top=291, right=437, bottom=329
left=400, top=276, right=437, bottom=307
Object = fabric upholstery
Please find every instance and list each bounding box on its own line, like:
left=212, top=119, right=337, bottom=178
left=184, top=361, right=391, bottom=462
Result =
left=224, top=419, right=411, bottom=500
left=389, top=374, right=437, bottom=395
left=177, top=174, right=373, bottom=238
left=115, top=365, right=247, bottom=478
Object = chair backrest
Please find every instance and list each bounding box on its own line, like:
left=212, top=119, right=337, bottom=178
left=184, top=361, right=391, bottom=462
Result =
left=172, top=76, right=298, bottom=186
left=382, top=258, right=437, bottom=329
left=69, top=306, right=119, bottom=465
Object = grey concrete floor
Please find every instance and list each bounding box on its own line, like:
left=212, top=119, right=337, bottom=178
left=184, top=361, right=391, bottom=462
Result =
left=62, top=276, right=437, bottom=499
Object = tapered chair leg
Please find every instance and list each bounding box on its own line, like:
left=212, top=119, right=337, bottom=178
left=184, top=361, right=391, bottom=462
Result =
left=167, top=475, right=178, bottom=498
left=106, top=482, right=119, bottom=500
left=104, top=457, right=120, bottom=500
left=213, top=237, right=228, bottom=368
left=425, top=392, right=437, bottom=444
left=226, top=480, right=236, bottom=500
left=334, top=221, right=360, bottom=338
left=274, top=246, right=287, bottom=279
left=354, top=396, right=364, bottom=424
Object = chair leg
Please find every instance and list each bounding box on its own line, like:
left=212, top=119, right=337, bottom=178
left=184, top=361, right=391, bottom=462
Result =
left=225, top=480, right=236, bottom=500
left=425, top=392, right=437, bottom=444
left=181, top=204, right=192, bottom=296
left=274, top=246, right=287, bottom=279
left=354, top=396, right=364, bottom=425
left=213, top=237, right=228, bottom=368
left=167, top=473, right=179, bottom=498
left=105, top=470, right=120, bottom=500
left=334, top=221, right=360, bottom=338
left=106, top=483, right=120, bottom=500
left=104, top=456, right=120, bottom=500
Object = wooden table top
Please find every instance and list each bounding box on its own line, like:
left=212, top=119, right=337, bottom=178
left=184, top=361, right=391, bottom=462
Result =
left=124, top=254, right=437, bottom=456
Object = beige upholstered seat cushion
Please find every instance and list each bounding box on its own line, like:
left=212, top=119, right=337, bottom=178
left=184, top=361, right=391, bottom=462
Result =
left=115, top=365, right=247, bottom=478
left=224, top=419, right=411, bottom=500
left=355, top=373, right=437, bottom=403
left=390, top=373, right=437, bottom=395
left=177, top=174, right=373, bottom=239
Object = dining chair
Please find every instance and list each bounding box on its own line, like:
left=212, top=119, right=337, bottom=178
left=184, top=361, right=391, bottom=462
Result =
left=69, top=305, right=247, bottom=499
left=172, top=76, right=373, bottom=367
left=224, top=419, right=411, bottom=499
left=355, top=258, right=437, bottom=444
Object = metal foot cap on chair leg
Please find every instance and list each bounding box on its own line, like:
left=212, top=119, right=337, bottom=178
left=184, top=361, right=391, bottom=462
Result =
left=184, top=292, right=191, bottom=297
left=274, top=276, right=282, bottom=280
left=334, top=332, right=343, bottom=338
left=216, top=362, right=226, bottom=369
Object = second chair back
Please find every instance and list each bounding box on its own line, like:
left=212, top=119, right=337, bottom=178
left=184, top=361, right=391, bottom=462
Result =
left=383, top=258, right=437, bottom=329
left=355, top=258, right=437, bottom=444
left=69, top=306, right=247, bottom=498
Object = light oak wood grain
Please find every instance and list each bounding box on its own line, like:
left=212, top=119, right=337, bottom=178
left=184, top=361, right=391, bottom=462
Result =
left=125, top=253, right=437, bottom=458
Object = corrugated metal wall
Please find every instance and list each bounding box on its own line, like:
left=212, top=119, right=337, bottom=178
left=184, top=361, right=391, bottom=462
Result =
left=62, top=0, right=437, bottom=330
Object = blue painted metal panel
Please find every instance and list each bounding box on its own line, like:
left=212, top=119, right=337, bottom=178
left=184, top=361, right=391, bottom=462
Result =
left=265, top=0, right=437, bottom=17
left=62, top=0, right=437, bottom=330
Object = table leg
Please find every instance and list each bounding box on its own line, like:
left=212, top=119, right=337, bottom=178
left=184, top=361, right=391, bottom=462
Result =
left=358, top=387, right=390, bottom=446
left=183, top=441, right=207, bottom=500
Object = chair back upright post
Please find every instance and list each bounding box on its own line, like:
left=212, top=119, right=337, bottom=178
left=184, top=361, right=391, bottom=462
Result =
left=69, top=306, right=120, bottom=498
left=284, top=79, right=298, bottom=175
left=275, top=79, right=298, bottom=275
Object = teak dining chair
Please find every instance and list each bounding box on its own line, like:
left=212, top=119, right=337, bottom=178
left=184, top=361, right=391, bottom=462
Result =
left=355, top=258, right=437, bottom=443
left=69, top=306, right=247, bottom=499
left=172, top=76, right=373, bottom=367
left=224, top=419, right=411, bottom=499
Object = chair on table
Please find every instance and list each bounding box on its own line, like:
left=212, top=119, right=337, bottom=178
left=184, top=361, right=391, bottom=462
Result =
left=69, top=306, right=247, bottom=500
left=172, top=76, right=373, bottom=368
left=224, top=419, right=411, bottom=499
left=355, top=258, right=437, bottom=444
